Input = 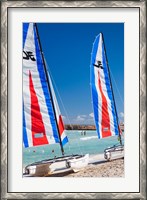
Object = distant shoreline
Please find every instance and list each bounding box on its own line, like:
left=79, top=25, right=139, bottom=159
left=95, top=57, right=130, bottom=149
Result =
left=65, top=123, right=124, bottom=131
left=64, top=124, right=96, bottom=130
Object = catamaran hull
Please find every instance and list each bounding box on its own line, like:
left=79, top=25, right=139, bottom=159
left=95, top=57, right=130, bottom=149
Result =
left=104, top=145, right=124, bottom=161
left=25, top=162, right=53, bottom=177
left=66, top=154, right=89, bottom=172
left=24, top=154, right=88, bottom=177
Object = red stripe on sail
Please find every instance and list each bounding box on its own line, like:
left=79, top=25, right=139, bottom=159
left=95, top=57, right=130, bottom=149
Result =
left=98, top=71, right=111, bottom=137
left=58, top=115, right=64, bottom=136
left=29, top=71, right=49, bottom=146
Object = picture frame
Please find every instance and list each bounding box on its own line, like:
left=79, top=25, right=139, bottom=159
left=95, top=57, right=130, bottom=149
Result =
left=1, top=0, right=146, bottom=199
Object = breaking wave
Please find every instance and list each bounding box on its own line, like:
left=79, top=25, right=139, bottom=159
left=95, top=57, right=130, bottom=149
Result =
left=80, top=136, right=98, bottom=141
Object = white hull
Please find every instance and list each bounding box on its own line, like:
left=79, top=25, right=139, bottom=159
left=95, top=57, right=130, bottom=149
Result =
left=66, top=154, right=89, bottom=172
left=25, top=162, right=53, bottom=177
left=104, top=145, right=124, bottom=161
left=24, top=154, right=89, bottom=177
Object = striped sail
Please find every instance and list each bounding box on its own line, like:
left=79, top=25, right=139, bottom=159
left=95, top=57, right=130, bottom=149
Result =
left=90, top=33, right=119, bottom=139
left=23, top=23, right=68, bottom=148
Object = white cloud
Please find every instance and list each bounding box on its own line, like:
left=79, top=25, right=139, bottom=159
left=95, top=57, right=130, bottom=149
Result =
left=62, top=115, right=66, bottom=120
left=76, top=115, right=86, bottom=121
left=119, top=112, right=124, bottom=118
left=62, top=114, right=95, bottom=125
left=89, top=113, right=94, bottom=118
left=74, top=114, right=95, bottom=124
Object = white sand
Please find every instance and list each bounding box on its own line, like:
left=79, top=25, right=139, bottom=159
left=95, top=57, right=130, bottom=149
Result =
left=48, top=153, right=124, bottom=177
left=66, top=158, right=124, bottom=177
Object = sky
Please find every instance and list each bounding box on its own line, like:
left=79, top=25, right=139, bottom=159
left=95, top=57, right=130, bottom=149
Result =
left=37, top=23, right=124, bottom=125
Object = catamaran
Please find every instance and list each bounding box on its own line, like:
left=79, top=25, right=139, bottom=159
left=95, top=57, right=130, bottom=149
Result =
left=23, top=23, right=89, bottom=176
left=90, top=33, right=124, bottom=161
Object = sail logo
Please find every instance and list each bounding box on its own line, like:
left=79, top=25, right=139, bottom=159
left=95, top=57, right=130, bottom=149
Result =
left=23, top=23, right=68, bottom=148
left=34, top=133, right=44, bottom=138
left=93, top=60, right=103, bottom=69
left=103, top=127, right=109, bottom=132
left=23, top=51, right=36, bottom=61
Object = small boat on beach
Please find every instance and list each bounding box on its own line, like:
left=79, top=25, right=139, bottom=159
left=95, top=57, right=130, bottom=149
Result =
left=23, top=23, right=89, bottom=177
left=90, top=33, right=124, bottom=161
left=66, top=153, right=89, bottom=172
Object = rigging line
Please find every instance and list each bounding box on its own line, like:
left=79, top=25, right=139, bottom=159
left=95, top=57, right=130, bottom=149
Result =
left=49, top=72, right=83, bottom=155
left=109, top=68, right=124, bottom=107
left=44, top=60, right=84, bottom=155
left=34, top=24, right=64, bottom=154
left=102, top=33, right=122, bottom=145
left=45, top=60, right=73, bottom=129
left=49, top=71, right=83, bottom=155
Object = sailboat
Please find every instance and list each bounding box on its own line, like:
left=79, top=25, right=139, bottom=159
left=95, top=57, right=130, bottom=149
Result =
left=90, top=33, right=124, bottom=161
left=23, top=23, right=89, bottom=176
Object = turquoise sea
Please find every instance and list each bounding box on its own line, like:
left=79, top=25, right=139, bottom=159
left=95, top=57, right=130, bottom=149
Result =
left=23, top=130, right=124, bottom=167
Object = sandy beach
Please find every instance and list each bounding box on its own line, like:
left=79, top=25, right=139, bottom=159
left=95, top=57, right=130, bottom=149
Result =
left=47, top=154, right=124, bottom=178
left=66, top=158, right=124, bottom=177
left=23, top=152, right=124, bottom=177
left=23, top=153, right=124, bottom=177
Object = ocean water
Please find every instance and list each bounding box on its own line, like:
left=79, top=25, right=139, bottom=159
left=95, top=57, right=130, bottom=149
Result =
left=23, top=130, right=124, bottom=167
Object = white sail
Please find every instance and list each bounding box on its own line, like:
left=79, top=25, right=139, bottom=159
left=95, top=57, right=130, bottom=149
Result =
left=23, top=23, right=68, bottom=148
left=90, top=33, right=120, bottom=139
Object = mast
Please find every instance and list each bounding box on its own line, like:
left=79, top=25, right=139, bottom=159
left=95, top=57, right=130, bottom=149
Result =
left=101, top=33, right=122, bottom=145
left=34, top=23, right=65, bottom=155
